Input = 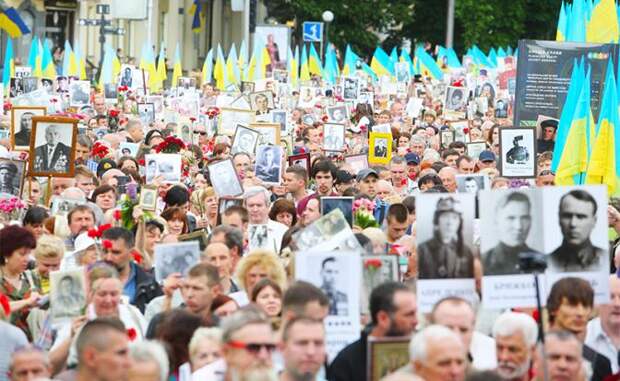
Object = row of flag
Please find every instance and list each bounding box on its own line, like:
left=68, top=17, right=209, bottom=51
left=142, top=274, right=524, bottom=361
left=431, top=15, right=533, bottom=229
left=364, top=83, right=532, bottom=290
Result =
left=556, top=0, right=620, bottom=43
left=552, top=57, right=620, bottom=194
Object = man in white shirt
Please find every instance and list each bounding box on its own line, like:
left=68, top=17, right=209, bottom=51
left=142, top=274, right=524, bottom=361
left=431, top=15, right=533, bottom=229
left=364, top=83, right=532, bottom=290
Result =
left=585, top=274, right=620, bottom=373
left=244, top=186, right=288, bottom=253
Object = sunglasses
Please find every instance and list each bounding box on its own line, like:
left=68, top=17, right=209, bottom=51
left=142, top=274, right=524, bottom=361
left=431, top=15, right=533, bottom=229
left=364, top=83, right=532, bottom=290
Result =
left=227, top=340, right=277, bottom=354
left=193, top=131, right=207, bottom=136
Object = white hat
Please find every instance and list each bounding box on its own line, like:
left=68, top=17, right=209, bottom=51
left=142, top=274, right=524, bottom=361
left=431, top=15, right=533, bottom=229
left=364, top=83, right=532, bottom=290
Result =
left=74, top=232, right=97, bottom=253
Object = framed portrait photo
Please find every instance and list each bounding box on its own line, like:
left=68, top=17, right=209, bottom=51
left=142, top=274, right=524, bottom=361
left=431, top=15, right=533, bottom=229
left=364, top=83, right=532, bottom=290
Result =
left=28, top=116, right=77, bottom=177
left=50, top=196, right=86, bottom=216
left=344, top=154, right=369, bottom=175
left=217, top=108, right=256, bottom=136
left=178, top=230, right=210, bottom=252
left=217, top=197, right=244, bottom=225
left=50, top=269, right=86, bottom=321
left=368, top=132, right=392, bottom=165
left=144, top=154, right=183, bottom=184
left=466, top=142, right=487, bottom=161
left=138, top=103, right=156, bottom=125
left=154, top=241, right=201, bottom=282
left=11, top=106, right=46, bottom=151
left=104, top=83, right=118, bottom=101
left=271, top=109, right=287, bottom=132
left=321, top=196, right=353, bottom=227
left=69, top=80, right=91, bottom=107
left=342, top=77, right=360, bottom=100
left=22, top=76, right=39, bottom=94
left=231, top=125, right=260, bottom=155
left=249, top=90, right=275, bottom=114
left=455, top=174, right=490, bottom=194
left=367, top=337, right=411, bottom=381
left=327, top=105, right=348, bottom=123
left=440, top=129, right=456, bottom=150
left=255, top=145, right=283, bottom=185
left=288, top=153, right=311, bottom=176
left=0, top=159, right=26, bottom=199
left=251, top=123, right=280, bottom=146
left=240, top=81, right=255, bottom=94
left=499, top=126, right=536, bottom=178
left=139, top=186, right=158, bottom=211
left=118, top=142, right=139, bottom=158
left=208, top=159, right=244, bottom=197
left=323, top=123, right=346, bottom=152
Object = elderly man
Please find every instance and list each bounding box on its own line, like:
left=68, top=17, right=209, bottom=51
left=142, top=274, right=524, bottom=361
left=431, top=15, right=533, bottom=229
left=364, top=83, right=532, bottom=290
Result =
left=8, top=345, right=52, bottom=381
left=429, top=297, right=497, bottom=371
left=438, top=166, right=457, bottom=193
left=408, top=325, right=467, bottom=381
left=128, top=341, right=169, bottom=381
left=585, top=275, right=620, bottom=373
left=492, top=311, right=538, bottom=381
left=193, top=305, right=277, bottom=380
left=0, top=161, right=19, bottom=196
left=126, top=119, right=145, bottom=143
left=33, top=124, right=71, bottom=173
left=244, top=186, right=287, bottom=253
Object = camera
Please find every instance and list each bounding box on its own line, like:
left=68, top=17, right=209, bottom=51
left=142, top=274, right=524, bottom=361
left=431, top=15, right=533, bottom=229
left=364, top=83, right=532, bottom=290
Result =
left=519, top=251, right=547, bottom=273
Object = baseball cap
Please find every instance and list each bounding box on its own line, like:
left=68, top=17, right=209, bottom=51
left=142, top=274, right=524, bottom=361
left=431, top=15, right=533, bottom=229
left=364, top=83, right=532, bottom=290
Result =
left=73, top=232, right=97, bottom=253
left=356, top=168, right=378, bottom=182
left=404, top=152, right=420, bottom=165
left=96, top=158, right=117, bottom=178
left=335, top=170, right=354, bottom=185
left=479, top=150, right=496, bottom=162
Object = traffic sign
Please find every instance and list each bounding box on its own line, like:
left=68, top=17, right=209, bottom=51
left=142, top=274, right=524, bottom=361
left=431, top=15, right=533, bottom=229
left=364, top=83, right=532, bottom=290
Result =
left=303, top=21, right=323, bottom=42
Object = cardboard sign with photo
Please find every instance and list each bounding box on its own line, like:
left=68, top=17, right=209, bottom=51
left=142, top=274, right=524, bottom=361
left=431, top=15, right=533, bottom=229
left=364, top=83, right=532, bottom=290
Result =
left=0, top=159, right=26, bottom=199
left=295, top=250, right=361, bottom=362
left=50, top=269, right=86, bottom=321
left=479, top=188, right=545, bottom=309
left=22, top=77, right=39, bottom=94
left=118, top=142, right=139, bottom=158
left=466, top=141, right=487, bottom=160
left=455, top=174, right=489, bottom=194
left=217, top=108, right=256, bottom=136
left=342, top=77, right=360, bottom=100
left=177, top=77, right=197, bottom=97
left=344, top=154, right=368, bottom=176
left=69, top=80, right=91, bottom=107
left=144, top=153, right=182, bottom=184
left=327, top=105, right=349, bottom=124
left=271, top=109, right=287, bottom=132
left=323, top=123, right=346, bottom=152
left=50, top=196, right=87, bottom=216
left=321, top=197, right=353, bottom=227
left=208, top=159, right=244, bottom=197
left=249, top=91, right=274, bottom=115
left=138, top=103, right=156, bottom=125
left=255, top=145, right=283, bottom=186
left=499, top=127, right=536, bottom=178
left=415, top=193, right=477, bottom=312
left=154, top=241, right=201, bottom=282
left=231, top=125, right=260, bottom=155
left=252, top=123, right=280, bottom=146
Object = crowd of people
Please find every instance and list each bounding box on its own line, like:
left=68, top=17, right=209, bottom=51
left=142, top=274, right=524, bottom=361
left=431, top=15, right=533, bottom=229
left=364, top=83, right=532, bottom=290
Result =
left=0, top=47, right=619, bottom=381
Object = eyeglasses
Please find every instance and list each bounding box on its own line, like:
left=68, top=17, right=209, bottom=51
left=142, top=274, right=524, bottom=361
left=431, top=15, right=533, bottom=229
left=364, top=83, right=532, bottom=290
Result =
left=226, top=340, right=277, bottom=354
left=193, top=131, right=207, bottom=136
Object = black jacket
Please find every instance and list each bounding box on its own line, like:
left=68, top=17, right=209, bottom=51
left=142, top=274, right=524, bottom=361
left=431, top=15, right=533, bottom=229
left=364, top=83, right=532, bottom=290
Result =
left=327, top=330, right=368, bottom=381
left=583, top=344, right=612, bottom=381
left=132, top=263, right=163, bottom=314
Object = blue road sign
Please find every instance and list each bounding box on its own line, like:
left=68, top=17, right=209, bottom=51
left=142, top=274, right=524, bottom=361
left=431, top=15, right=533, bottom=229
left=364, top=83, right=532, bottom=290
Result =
left=303, top=22, right=323, bottom=42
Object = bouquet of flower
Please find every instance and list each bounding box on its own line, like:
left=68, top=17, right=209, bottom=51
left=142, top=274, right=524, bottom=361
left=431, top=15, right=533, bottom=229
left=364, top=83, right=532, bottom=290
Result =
left=0, top=197, right=27, bottom=223
left=117, top=194, right=154, bottom=231
left=154, top=136, right=186, bottom=154
left=353, top=198, right=379, bottom=229
left=91, top=141, right=110, bottom=160
left=363, top=258, right=383, bottom=290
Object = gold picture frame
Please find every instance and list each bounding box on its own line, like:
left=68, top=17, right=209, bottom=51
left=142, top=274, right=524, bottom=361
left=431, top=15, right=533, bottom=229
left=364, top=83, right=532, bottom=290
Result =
left=367, top=336, right=411, bottom=381
left=368, top=131, right=392, bottom=165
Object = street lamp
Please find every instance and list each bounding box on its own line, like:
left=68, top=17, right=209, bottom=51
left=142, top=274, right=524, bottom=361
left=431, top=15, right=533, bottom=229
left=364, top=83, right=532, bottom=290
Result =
left=321, top=10, right=334, bottom=59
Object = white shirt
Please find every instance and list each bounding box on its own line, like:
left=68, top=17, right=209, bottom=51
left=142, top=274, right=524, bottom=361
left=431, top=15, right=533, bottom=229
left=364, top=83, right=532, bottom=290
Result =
left=585, top=317, right=619, bottom=373
left=192, top=358, right=226, bottom=381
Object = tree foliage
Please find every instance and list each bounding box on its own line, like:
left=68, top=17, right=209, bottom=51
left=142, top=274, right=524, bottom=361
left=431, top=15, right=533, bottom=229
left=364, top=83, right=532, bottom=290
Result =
left=265, top=0, right=562, bottom=57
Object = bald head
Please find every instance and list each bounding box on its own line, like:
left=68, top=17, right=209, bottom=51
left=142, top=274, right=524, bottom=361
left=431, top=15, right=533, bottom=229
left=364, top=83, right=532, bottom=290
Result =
left=203, top=242, right=233, bottom=278
left=438, top=167, right=457, bottom=193
left=376, top=179, right=394, bottom=200
left=61, top=187, right=87, bottom=201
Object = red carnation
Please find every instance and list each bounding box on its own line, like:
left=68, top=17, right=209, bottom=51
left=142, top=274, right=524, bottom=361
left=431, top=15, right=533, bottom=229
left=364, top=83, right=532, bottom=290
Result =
left=99, top=224, right=113, bottom=233
left=463, top=127, right=470, bottom=135
left=109, top=109, right=120, bottom=118
left=0, top=293, right=10, bottom=316
left=3, top=101, right=12, bottom=112
left=126, top=328, right=137, bottom=341
left=102, top=239, right=113, bottom=249
left=87, top=227, right=100, bottom=239
left=321, top=115, right=329, bottom=123
left=138, top=158, right=145, bottom=166
left=131, top=250, right=143, bottom=264
left=113, top=209, right=121, bottom=221
left=364, top=258, right=383, bottom=269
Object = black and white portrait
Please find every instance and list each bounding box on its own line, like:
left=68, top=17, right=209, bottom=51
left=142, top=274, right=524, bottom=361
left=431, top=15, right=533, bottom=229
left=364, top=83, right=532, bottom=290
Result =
left=271, top=110, right=287, bottom=132
left=69, top=80, right=90, bottom=107
left=119, top=65, right=133, bottom=87
left=231, top=125, right=259, bottom=155
left=154, top=241, right=201, bottom=282
left=500, top=127, right=536, bottom=178
left=11, top=107, right=46, bottom=150
left=248, top=224, right=270, bottom=251
left=357, top=92, right=374, bottom=106
left=9, top=77, right=22, bottom=97
left=41, top=78, right=53, bottom=94
left=138, top=103, right=156, bottom=126
left=320, top=256, right=349, bottom=316
left=177, top=77, right=196, bottom=97
left=31, top=120, right=76, bottom=176
left=321, top=197, right=353, bottom=227
left=327, top=105, right=348, bottom=123
left=455, top=174, right=489, bottom=194
left=138, top=186, right=157, bottom=212
left=22, top=77, right=38, bottom=94
left=255, top=145, right=282, bottom=185
left=249, top=91, right=274, bottom=115
left=361, top=255, right=399, bottom=295
left=323, top=123, right=345, bottom=152
left=254, top=124, right=279, bottom=146
left=495, top=98, right=508, bottom=118
left=241, top=81, right=255, bottom=94
left=118, top=142, right=139, bottom=158
left=50, top=197, right=85, bottom=216
left=444, top=86, right=466, bottom=112
left=218, top=198, right=243, bottom=219
left=545, top=187, right=608, bottom=273
left=208, top=159, right=244, bottom=197
left=466, top=142, right=487, bottom=160
left=301, top=113, right=316, bottom=126
left=416, top=194, right=476, bottom=279
left=373, top=138, right=388, bottom=158
left=344, top=154, right=368, bottom=175
left=56, top=75, right=69, bottom=93
left=479, top=189, right=544, bottom=276
left=0, top=159, right=26, bottom=198
left=50, top=270, right=86, bottom=320
left=343, top=77, right=359, bottom=100
left=217, top=108, right=256, bottom=136
left=273, top=69, right=288, bottom=83
left=395, top=62, right=410, bottom=83
left=104, top=83, right=118, bottom=100
left=144, top=153, right=182, bottom=183
left=288, top=153, right=310, bottom=174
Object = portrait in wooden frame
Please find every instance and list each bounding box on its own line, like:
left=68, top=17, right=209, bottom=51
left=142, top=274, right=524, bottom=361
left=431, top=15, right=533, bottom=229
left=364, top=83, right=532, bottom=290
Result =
left=28, top=116, right=78, bottom=178
left=11, top=106, right=47, bottom=151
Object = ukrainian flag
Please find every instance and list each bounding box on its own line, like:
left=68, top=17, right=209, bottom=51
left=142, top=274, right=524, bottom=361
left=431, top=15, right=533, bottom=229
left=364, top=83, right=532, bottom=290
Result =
left=586, top=59, right=620, bottom=193
left=2, top=38, right=14, bottom=88
left=0, top=7, right=30, bottom=38
left=189, top=0, right=204, bottom=33
left=41, top=38, right=56, bottom=79
left=586, top=0, right=619, bottom=43
left=202, top=48, right=214, bottom=84
left=308, top=43, right=322, bottom=76
left=27, top=36, right=40, bottom=76
left=414, top=47, right=443, bottom=81
left=287, top=46, right=298, bottom=85
left=342, top=44, right=357, bottom=76
left=156, top=46, right=167, bottom=85
left=370, top=47, right=394, bottom=78
left=98, top=44, right=115, bottom=88
left=171, top=44, right=182, bottom=87
left=300, top=45, right=310, bottom=82
left=213, top=44, right=227, bottom=89
left=557, top=1, right=567, bottom=41
left=226, top=43, right=240, bottom=85
left=556, top=65, right=594, bottom=185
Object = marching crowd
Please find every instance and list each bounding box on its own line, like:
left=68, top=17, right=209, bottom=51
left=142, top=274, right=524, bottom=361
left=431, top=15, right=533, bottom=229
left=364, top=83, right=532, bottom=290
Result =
left=0, top=58, right=619, bottom=381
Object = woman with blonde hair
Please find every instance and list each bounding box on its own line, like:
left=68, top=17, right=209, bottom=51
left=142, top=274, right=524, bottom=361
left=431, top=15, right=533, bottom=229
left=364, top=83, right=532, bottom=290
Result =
left=28, top=234, right=65, bottom=295
left=233, top=249, right=287, bottom=306
left=188, top=327, right=222, bottom=372
left=190, top=187, right=218, bottom=233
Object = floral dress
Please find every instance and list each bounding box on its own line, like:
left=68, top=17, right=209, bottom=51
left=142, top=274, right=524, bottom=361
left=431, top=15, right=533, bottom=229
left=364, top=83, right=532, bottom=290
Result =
left=0, top=272, right=37, bottom=341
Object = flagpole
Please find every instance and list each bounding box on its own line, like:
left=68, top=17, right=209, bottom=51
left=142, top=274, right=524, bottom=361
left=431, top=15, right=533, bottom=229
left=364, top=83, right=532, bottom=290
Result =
left=446, top=0, right=455, bottom=48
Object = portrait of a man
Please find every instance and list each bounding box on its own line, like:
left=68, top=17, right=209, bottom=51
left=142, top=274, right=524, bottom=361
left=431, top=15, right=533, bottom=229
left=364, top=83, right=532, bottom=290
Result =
left=447, top=88, right=465, bottom=111
left=417, top=197, right=475, bottom=279
left=120, top=67, right=133, bottom=87
left=33, top=124, right=72, bottom=173
left=255, top=146, right=281, bottom=184
left=55, top=275, right=83, bottom=307
left=252, top=93, right=271, bottom=115
left=0, top=160, right=21, bottom=196
left=329, top=107, right=346, bottom=122
left=51, top=272, right=85, bottom=319
left=374, top=139, right=388, bottom=158
left=483, top=192, right=541, bottom=275
left=548, top=189, right=605, bottom=272
left=234, top=128, right=257, bottom=154
left=324, top=124, right=344, bottom=151
left=320, top=256, right=348, bottom=316
left=14, top=111, right=34, bottom=147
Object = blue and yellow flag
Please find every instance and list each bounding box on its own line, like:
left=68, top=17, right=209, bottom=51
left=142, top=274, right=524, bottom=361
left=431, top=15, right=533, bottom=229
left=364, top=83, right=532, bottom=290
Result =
left=414, top=47, right=444, bottom=80
left=202, top=48, right=214, bottom=84
left=0, top=7, right=30, bottom=38
left=557, top=1, right=568, bottom=41
left=308, top=43, right=322, bottom=76
left=41, top=38, right=56, bottom=79
left=370, top=47, right=394, bottom=78
left=300, top=45, right=310, bottom=82
left=586, top=0, right=619, bottom=43
left=189, top=0, right=204, bottom=33
left=586, top=59, right=620, bottom=193
left=2, top=38, right=14, bottom=88
left=171, top=44, right=182, bottom=87
left=288, top=46, right=298, bottom=85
